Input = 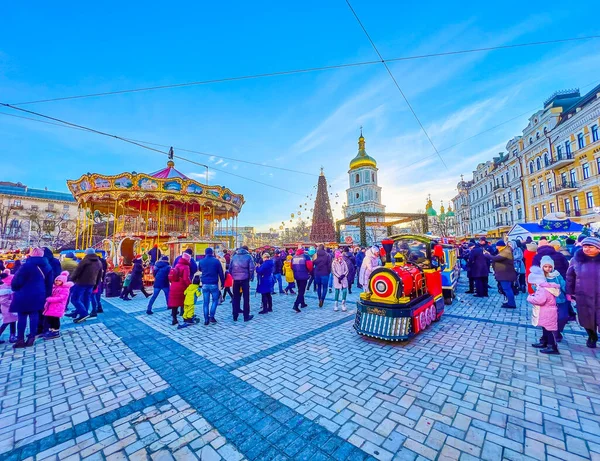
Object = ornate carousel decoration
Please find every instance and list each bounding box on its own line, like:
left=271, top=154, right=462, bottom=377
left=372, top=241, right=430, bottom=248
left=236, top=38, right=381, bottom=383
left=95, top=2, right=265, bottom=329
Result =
left=66, top=149, right=245, bottom=266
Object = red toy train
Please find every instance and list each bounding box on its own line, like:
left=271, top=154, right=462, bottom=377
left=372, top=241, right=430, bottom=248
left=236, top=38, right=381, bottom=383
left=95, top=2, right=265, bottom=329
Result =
left=354, top=235, right=446, bottom=341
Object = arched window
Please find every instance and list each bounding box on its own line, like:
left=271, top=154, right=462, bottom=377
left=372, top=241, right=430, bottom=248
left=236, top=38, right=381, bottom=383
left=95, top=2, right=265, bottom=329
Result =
left=355, top=193, right=359, bottom=199
left=355, top=173, right=360, bottom=184
left=536, top=132, right=540, bottom=140
left=544, top=153, right=549, bottom=166
left=536, top=158, right=541, bottom=170
left=372, top=172, right=375, bottom=182
left=529, top=162, right=534, bottom=174
left=530, top=137, right=533, bottom=144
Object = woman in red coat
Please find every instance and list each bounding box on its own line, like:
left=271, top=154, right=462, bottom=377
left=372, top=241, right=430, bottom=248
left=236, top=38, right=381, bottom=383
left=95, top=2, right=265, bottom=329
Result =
left=524, top=242, right=538, bottom=294
left=167, top=253, right=191, bottom=325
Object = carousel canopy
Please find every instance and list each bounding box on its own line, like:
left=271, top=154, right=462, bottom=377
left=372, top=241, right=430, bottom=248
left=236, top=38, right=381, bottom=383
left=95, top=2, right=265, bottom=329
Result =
left=150, top=160, right=189, bottom=180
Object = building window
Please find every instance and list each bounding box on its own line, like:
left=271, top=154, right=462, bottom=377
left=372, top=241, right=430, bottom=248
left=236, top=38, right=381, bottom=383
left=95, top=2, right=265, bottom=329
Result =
left=536, top=158, right=541, bottom=170
left=535, top=207, right=539, bottom=220
left=550, top=203, right=555, bottom=213
left=372, top=172, right=375, bottom=182
left=578, top=133, right=585, bottom=149
left=587, top=192, right=594, bottom=209
left=544, top=153, right=549, bottom=167
left=539, top=182, right=545, bottom=195
left=48, top=203, right=54, bottom=211
left=536, top=132, right=540, bottom=140
left=31, top=205, right=38, bottom=211
left=355, top=173, right=360, bottom=184
left=532, top=185, right=537, bottom=197
left=356, top=193, right=359, bottom=199
left=547, top=178, right=553, bottom=191
left=529, top=162, right=534, bottom=174
left=561, top=172, right=567, bottom=185
left=583, top=163, right=590, bottom=179
left=565, top=140, right=571, bottom=154
left=518, top=208, right=523, bottom=219
left=516, top=188, right=521, bottom=200
left=593, top=125, right=599, bottom=142
left=63, top=204, right=69, bottom=211
left=564, top=198, right=571, bottom=212
left=12, top=200, right=21, bottom=207
left=574, top=196, right=580, bottom=211
left=542, top=205, right=547, bottom=216
left=530, top=137, right=533, bottom=144
left=570, top=169, right=577, bottom=184
left=556, top=145, right=562, bottom=158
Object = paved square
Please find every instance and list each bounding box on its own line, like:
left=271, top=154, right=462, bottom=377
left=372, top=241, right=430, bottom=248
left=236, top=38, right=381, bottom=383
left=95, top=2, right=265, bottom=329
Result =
left=1, top=277, right=599, bottom=460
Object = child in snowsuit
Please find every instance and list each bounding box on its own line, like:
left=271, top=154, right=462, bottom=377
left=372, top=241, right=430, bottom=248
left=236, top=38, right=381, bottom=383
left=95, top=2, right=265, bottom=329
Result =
left=283, top=255, right=296, bottom=294
left=42, top=271, right=73, bottom=340
left=222, top=271, right=234, bottom=303
left=0, top=270, right=16, bottom=343
left=527, top=265, right=560, bottom=355
left=120, top=273, right=133, bottom=300
left=540, top=255, right=569, bottom=341
left=180, top=274, right=201, bottom=329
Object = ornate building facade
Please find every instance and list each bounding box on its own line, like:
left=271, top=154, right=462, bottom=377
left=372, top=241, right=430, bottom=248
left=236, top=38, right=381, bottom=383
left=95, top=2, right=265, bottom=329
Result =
left=0, top=181, right=78, bottom=250
left=453, top=84, right=600, bottom=237
left=342, top=131, right=386, bottom=244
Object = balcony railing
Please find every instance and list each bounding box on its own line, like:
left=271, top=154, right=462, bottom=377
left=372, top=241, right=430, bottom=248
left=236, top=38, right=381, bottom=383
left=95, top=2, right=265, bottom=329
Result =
left=564, top=210, right=582, bottom=217
left=493, top=184, right=507, bottom=191
left=494, top=202, right=510, bottom=209
left=548, top=153, right=575, bottom=170
left=549, top=181, right=578, bottom=195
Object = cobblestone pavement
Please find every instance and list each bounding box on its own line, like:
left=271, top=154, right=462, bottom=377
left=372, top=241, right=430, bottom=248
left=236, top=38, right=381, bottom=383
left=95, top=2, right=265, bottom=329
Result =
left=1, top=277, right=599, bottom=460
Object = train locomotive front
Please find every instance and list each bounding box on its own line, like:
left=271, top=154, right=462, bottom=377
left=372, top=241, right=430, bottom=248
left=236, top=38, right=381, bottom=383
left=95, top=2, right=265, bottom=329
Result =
left=354, top=236, right=446, bottom=341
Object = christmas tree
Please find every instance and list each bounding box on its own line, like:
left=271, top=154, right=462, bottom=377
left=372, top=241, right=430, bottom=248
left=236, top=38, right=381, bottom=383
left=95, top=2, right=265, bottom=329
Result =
left=310, top=169, right=336, bottom=242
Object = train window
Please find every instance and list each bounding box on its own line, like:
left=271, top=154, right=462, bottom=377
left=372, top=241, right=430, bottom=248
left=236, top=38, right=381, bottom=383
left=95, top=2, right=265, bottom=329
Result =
left=393, top=239, right=430, bottom=267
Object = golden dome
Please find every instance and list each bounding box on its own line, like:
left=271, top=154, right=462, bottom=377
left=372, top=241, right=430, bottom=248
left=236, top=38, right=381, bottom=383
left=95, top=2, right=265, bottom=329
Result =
left=349, top=133, right=377, bottom=170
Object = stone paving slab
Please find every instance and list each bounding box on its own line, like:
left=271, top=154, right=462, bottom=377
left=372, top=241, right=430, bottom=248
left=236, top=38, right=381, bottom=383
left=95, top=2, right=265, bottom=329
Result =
left=1, top=274, right=599, bottom=460
left=0, top=324, right=169, bottom=456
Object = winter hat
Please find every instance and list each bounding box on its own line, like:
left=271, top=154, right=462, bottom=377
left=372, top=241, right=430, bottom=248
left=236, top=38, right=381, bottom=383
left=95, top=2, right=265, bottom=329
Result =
left=496, top=240, right=506, bottom=247
left=295, top=248, right=304, bottom=255
left=55, top=271, right=69, bottom=284
left=184, top=248, right=194, bottom=256
left=577, top=234, right=587, bottom=243
left=205, top=247, right=214, bottom=256
left=182, top=252, right=192, bottom=261
left=549, top=240, right=562, bottom=250
left=335, top=250, right=342, bottom=259
left=286, top=255, right=292, bottom=261
left=30, top=247, right=44, bottom=257
left=262, top=253, right=271, bottom=259
left=161, top=255, right=169, bottom=261
left=308, top=247, right=316, bottom=256
left=525, top=236, right=533, bottom=244
left=540, top=255, right=555, bottom=270
left=582, top=236, right=600, bottom=250
left=84, top=248, right=95, bottom=255
left=528, top=266, right=547, bottom=285
left=566, top=238, right=576, bottom=245
left=65, top=252, right=75, bottom=259
left=526, top=242, right=538, bottom=252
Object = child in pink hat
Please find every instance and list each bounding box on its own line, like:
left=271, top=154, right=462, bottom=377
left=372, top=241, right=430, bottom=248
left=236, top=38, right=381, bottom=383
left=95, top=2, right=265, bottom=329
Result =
left=0, top=269, right=17, bottom=343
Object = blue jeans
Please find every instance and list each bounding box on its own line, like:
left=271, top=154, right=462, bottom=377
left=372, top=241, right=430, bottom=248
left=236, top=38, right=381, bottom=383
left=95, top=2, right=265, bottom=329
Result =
left=274, top=273, right=284, bottom=293
left=202, top=284, right=220, bottom=321
left=147, top=287, right=169, bottom=310
left=499, top=281, right=515, bottom=307
left=71, top=284, right=94, bottom=317
left=315, top=275, right=330, bottom=301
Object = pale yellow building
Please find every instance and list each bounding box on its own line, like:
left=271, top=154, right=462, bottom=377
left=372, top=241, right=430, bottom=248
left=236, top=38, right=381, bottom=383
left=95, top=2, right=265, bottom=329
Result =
left=0, top=181, right=78, bottom=250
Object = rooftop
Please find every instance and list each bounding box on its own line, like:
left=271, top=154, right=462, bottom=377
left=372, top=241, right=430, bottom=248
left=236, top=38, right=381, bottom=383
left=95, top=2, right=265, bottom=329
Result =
left=0, top=183, right=76, bottom=202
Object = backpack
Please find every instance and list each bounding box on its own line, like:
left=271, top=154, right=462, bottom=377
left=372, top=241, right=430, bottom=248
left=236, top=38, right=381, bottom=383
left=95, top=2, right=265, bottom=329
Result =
left=168, top=266, right=181, bottom=283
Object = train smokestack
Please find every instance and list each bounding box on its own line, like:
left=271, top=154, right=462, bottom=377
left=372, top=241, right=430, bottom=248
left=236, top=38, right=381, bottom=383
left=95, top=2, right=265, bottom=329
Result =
left=381, top=239, right=394, bottom=265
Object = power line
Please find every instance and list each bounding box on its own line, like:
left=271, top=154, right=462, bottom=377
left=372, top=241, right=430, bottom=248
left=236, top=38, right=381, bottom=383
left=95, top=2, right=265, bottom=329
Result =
left=11, top=35, right=600, bottom=106
left=344, top=0, right=448, bottom=169
left=0, top=109, right=316, bottom=177
left=0, top=102, right=304, bottom=196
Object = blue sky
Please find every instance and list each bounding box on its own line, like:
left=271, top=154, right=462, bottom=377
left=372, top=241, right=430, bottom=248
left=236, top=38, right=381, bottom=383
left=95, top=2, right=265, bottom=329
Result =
left=2, top=1, right=600, bottom=230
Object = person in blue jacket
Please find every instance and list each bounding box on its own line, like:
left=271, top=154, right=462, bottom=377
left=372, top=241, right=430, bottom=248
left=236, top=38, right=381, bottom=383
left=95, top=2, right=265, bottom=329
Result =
left=257, top=253, right=275, bottom=314
left=198, top=248, right=225, bottom=325
left=10, top=247, right=51, bottom=348
left=146, top=256, right=171, bottom=315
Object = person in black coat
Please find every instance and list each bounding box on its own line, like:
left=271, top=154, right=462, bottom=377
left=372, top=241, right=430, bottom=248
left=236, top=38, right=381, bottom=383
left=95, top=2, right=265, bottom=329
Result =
left=43, top=247, right=62, bottom=282
left=91, top=254, right=108, bottom=316
left=342, top=248, right=357, bottom=294
left=468, top=244, right=489, bottom=297
left=273, top=250, right=285, bottom=294
left=147, top=256, right=171, bottom=314
left=124, top=258, right=151, bottom=299
left=10, top=248, right=51, bottom=348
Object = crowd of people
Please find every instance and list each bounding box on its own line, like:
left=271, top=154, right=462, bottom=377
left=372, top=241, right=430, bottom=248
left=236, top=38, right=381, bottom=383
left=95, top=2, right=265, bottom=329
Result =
left=2, top=233, right=600, bottom=355
left=460, top=234, right=600, bottom=354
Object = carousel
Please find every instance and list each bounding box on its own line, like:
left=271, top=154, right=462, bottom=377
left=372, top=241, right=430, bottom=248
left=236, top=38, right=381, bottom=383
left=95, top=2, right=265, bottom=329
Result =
left=66, top=150, right=244, bottom=268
